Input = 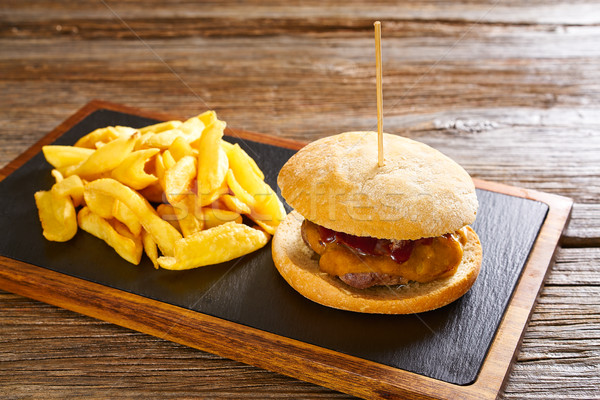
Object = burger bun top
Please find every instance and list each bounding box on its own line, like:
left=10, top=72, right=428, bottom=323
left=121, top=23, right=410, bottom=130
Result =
left=278, top=131, right=478, bottom=240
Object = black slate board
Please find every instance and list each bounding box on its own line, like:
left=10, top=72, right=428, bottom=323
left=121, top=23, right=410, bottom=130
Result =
left=0, top=109, right=549, bottom=385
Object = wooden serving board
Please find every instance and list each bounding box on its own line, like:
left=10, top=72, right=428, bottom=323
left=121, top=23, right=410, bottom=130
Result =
left=0, top=101, right=572, bottom=399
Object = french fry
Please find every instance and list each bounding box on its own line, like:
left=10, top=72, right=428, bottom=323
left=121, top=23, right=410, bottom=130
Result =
left=168, top=136, right=195, bottom=161
left=197, top=120, right=228, bottom=205
left=173, top=195, right=204, bottom=237
left=36, top=111, right=286, bottom=270
left=34, top=189, right=78, bottom=242
left=196, top=110, right=217, bottom=130
left=198, top=179, right=230, bottom=209
left=142, top=229, right=159, bottom=269
left=52, top=174, right=84, bottom=207
left=77, top=207, right=142, bottom=265
left=51, top=169, right=64, bottom=183
left=69, top=133, right=138, bottom=179
left=156, top=203, right=181, bottom=231
left=113, top=219, right=144, bottom=264
left=139, top=120, right=182, bottom=135
left=157, top=222, right=270, bottom=270
left=85, top=188, right=144, bottom=237
left=225, top=169, right=255, bottom=208
left=138, top=125, right=203, bottom=150
left=220, top=194, right=252, bottom=215
left=249, top=191, right=286, bottom=235
left=225, top=143, right=285, bottom=234
left=138, top=182, right=164, bottom=204
left=75, top=126, right=136, bottom=149
left=221, top=141, right=265, bottom=180
left=111, top=148, right=159, bottom=190
left=43, top=146, right=94, bottom=169
left=202, top=207, right=242, bottom=229
left=155, top=152, right=167, bottom=191
left=164, top=155, right=196, bottom=205
left=83, top=189, right=114, bottom=219
left=224, top=143, right=265, bottom=195
left=162, top=150, right=176, bottom=170
left=85, top=178, right=182, bottom=257
left=178, top=115, right=205, bottom=136
left=113, top=200, right=143, bottom=237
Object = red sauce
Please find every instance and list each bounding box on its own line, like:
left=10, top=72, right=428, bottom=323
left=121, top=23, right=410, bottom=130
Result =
left=318, top=225, right=424, bottom=264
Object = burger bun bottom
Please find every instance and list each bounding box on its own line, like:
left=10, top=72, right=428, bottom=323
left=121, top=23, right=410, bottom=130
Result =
left=272, top=211, right=483, bottom=314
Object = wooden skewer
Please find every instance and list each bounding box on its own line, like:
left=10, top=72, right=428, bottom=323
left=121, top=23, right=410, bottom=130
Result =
left=374, top=21, right=384, bottom=167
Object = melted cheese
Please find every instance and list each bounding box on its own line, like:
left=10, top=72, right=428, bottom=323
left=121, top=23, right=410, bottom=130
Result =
left=302, top=220, right=466, bottom=283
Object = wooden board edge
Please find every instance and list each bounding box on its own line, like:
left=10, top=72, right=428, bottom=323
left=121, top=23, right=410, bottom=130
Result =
left=0, top=101, right=574, bottom=400
left=0, top=101, right=99, bottom=181
left=464, top=183, right=573, bottom=399
left=0, top=255, right=469, bottom=400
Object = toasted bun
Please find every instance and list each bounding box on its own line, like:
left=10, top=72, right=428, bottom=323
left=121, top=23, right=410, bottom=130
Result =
left=272, top=211, right=482, bottom=314
left=278, top=132, right=478, bottom=240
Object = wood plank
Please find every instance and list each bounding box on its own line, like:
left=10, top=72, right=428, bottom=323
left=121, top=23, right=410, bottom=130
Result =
left=545, top=247, right=600, bottom=286
left=563, top=204, right=600, bottom=247
left=0, top=290, right=354, bottom=399
left=2, top=246, right=595, bottom=400
left=3, top=0, right=600, bottom=25
left=503, top=246, right=600, bottom=398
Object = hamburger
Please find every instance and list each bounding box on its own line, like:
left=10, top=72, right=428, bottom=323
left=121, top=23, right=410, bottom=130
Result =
left=272, top=131, right=482, bottom=314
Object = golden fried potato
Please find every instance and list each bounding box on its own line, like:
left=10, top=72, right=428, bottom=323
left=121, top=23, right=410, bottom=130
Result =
left=111, top=148, right=159, bottom=190
left=196, top=110, right=217, bottom=130
left=75, top=126, right=137, bottom=149
left=162, top=150, right=176, bottom=170
left=179, top=115, right=205, bottom=136
left=69, top=133, right=138, bottom=179
left=157, top=222, right=270, bottom=270
left=83, top=189, right=114, bottom=219
left=221, top=141, right=265, bottom=180
left=51, top=169, right=64, bottom=183
left=249, top=191, right=286, bottom=235
left=138, top=182, right=164, bottom=204
left=36, top=111, right=286, bottom=270
left=43, top=146, right=94, bottom=169
left=156, top=203, right=181, bottom=231
left=113, top=219, right=144, bottom=263
left=225, top=169, right=255, bottom=207
left=219, top=194, right=252, bottom=215
left=112, top=200, right=143, bottom=237
left=139, top=120, right=182, bottom=135
left=137, top=121, right=203, bottom=149
left=224, top=143, right=265, bottom=195
left=197, top=120, right=228, bottom=205
left=225, top=143, right=286, bottom=234
left=34, top=189, right=78, bottom=242
left=142, top=229, right=159, bottom=269
left=173, top=195, right=204, bottom=237
left=202, top=207, right=242, bottom=229
left=85, top=178, right=182, bottom=256
left=52, top=174, right=84, bottom=206
left=77, top=207, right=142, bottom=265
left=168, top=136, right=195, bottom=161
left=164, top=155, right=196, bottom=205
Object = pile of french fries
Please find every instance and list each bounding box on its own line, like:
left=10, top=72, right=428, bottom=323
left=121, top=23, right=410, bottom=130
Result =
left=34, top=111, right=286, bottom=270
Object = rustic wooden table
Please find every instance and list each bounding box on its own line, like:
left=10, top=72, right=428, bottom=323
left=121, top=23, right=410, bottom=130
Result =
left=1, top=1, right=599, bottom=399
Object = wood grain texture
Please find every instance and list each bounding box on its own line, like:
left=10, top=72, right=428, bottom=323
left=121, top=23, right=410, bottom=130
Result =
left=0, top=1, right=598, bottom=399
left=0, top=101, right=572, bottom=399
